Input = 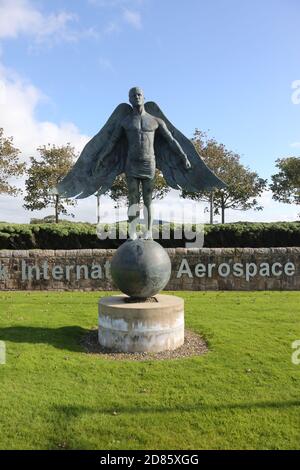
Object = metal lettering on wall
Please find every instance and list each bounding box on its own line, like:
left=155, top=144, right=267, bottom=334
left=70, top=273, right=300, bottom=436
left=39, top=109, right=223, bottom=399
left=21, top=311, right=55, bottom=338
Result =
left=0, top=248, right=299, bottom=291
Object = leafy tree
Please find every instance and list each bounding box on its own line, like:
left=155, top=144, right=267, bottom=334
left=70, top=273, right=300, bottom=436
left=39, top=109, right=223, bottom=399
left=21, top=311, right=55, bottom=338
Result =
left=0, top=127, right=25, bottom=195
left=270, top=157, right=300, bottom=209
left=182, top=130, right=267, bottom=223
left=23, top=144, right=77, bottom=223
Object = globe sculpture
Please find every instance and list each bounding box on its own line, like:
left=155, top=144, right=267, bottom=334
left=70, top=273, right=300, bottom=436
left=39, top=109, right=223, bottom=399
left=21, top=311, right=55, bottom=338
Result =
left=111, top=239, right=171, bottom=299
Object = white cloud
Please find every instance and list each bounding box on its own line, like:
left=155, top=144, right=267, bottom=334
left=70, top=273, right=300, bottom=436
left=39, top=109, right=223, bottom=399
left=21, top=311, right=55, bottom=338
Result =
left=290, top=142, right=300, bottom=149
left=123, top=9, right=142, bottom=29
left=0, top=0, right=78, bottom=44
left=220, top=190, right=298, bottom=223
left=103, top=21, right=121, bottom=35
left=0, top=0, right=143, bottom=48
left=0, top=63, right=88, bottom=158
left=87, top=0, right=144, bottom=37
left=0, top=60, right=91, bottom=222
left=88, top=0, right=143, bottom=8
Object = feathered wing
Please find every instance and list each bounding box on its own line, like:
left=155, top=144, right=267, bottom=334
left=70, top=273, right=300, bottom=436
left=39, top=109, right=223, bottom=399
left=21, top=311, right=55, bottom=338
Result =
left=56, top=103, right=131, bottom=199
left=145, top=101, right=226, bottom=192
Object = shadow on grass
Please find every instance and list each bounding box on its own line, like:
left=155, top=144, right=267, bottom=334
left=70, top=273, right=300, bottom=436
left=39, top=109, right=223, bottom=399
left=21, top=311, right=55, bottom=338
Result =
left=46, top=400, right=300, bottom=449
left=52, top=400, right=300, bottom=418
left=0, top=326, right=87, bottom=352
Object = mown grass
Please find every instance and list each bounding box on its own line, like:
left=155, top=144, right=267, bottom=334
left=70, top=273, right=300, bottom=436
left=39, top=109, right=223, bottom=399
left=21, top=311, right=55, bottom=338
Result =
left=0, top=291, right=299, bottom=450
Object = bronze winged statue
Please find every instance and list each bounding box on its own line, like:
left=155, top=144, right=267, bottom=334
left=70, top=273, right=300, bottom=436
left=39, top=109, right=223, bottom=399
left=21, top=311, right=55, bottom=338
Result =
left=55, top=87, right=225, bottom=239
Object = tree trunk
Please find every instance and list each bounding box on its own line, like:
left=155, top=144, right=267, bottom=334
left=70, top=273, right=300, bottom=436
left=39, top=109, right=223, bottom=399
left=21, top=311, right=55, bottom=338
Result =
left=209, top=192, right=214, bottom=224
left=221, top=192, right=225, bottom=224
left=96, top=195, right=100, bottom=224
left=55, top=195, right=59, bottom=224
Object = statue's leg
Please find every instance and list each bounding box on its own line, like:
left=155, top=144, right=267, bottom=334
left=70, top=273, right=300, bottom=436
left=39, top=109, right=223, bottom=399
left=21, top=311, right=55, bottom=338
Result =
left=141, top=178, right=155, bottom=239
left=126, top=176, right=140, bottom=240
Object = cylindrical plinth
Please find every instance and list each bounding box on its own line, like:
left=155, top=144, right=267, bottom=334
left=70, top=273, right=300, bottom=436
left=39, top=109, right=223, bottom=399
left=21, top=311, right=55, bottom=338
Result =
left=98, top=294, right=184, bottom=353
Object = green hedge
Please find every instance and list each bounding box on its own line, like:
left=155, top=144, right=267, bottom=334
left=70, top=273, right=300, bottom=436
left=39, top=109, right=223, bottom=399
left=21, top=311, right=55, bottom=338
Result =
left=0, top=221, right=299, bottom=249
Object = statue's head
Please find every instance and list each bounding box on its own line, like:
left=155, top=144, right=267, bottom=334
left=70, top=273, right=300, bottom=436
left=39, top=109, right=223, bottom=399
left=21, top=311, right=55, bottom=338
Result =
left=129, top=87, right=144, bottom=107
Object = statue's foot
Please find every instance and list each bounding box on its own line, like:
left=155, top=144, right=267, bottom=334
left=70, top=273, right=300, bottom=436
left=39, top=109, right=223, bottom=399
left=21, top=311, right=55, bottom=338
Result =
left=144, top=230, right=153, bottom=240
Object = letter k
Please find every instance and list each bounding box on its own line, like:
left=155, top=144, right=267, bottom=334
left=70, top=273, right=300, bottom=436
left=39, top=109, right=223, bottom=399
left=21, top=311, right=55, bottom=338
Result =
left=0, top=263, right=7, bottom=280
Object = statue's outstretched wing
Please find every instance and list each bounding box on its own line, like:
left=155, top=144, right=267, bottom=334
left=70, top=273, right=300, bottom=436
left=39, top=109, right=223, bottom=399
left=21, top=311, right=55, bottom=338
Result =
left=145, top=101, right=226, bottom=192
left=56, top=103, right=131, bottom=199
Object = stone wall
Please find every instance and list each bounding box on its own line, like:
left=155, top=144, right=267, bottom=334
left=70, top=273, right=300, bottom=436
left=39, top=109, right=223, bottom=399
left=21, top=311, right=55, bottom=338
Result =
left=0, top=247, right=299, bottom=291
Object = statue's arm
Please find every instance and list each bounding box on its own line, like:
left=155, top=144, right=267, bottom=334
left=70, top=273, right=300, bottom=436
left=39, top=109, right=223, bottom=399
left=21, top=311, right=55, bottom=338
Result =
left=157, top=119, right=191, bottom=169
left=94, top=122, right=123, bottom=171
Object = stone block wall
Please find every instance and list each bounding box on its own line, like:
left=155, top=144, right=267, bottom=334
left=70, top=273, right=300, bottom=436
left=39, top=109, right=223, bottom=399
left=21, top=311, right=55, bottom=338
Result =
left=0, top=247, right=299, bottom=291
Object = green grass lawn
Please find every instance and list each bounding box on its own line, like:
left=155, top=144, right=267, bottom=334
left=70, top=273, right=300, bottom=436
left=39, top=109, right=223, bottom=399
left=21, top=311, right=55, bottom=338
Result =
left=0, top=291, right=299, bottom=450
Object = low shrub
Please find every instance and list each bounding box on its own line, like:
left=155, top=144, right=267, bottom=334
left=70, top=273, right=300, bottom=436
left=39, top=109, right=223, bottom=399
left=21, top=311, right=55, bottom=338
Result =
left=0, top=221, right=299, bottom=249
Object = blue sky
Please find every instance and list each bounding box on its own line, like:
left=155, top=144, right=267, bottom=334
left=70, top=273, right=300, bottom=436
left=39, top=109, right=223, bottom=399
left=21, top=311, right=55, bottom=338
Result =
left=0, top=0, right=299, bottom=222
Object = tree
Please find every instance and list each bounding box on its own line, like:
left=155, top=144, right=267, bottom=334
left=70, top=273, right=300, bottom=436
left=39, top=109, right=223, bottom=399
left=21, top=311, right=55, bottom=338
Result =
left=270, top=157, right=300, bottom=209
left=0, top=128, right=25, bottom=196
left=23, top=144, right=77, bottom=223
left=182, top=130, right=267, bottom=223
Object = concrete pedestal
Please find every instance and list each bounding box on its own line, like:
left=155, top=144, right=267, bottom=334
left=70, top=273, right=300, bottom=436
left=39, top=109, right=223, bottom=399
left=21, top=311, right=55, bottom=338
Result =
left=98, top=294, right=184, bottom=353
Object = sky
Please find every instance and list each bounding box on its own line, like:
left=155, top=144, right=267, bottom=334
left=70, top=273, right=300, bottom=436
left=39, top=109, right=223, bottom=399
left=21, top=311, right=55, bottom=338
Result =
left=0, top=0, right=299, bottom=224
